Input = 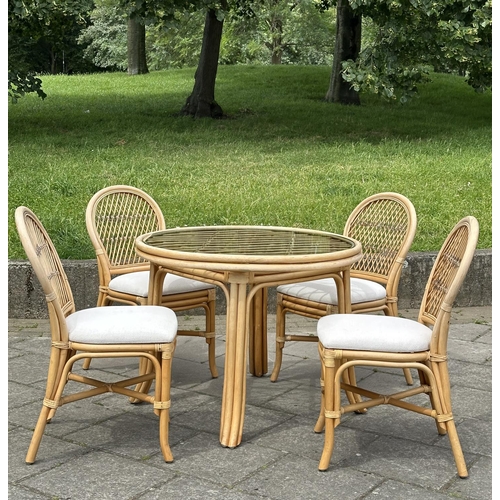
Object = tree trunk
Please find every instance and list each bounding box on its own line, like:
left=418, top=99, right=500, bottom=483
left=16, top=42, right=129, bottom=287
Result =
left=325, top=0, right=361, bottom=104
left=181, top=9, right=224, bottom=118
left=127, top=17, right=148, bottom=76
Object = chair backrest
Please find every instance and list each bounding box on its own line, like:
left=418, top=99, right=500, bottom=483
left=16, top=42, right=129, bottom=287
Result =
left=418, top=216, right=479, bottom=341
left=86, top=185, right=166, bottom=280
left=15, top=206, right=75, bottom=341
left=344, top=192, right=417, bottom=288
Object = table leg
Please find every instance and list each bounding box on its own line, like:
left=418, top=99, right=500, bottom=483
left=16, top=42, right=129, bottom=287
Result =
left=248, top=287, right=268, bottom=377
left=220, top=281, right=249, bottom=448
left=343, top=269, right=352, bottom=313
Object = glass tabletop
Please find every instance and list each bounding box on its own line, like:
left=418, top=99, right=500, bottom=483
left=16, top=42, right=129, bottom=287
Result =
left=141, top=225, right=355, bottom=257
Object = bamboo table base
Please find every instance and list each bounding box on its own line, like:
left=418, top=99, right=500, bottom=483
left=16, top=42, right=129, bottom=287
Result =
left=135, top=225, right=361, bottom=448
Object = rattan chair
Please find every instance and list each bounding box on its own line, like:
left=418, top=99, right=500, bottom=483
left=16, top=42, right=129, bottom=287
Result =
left=271, top=192, right=417, bottom=384
left=83, top=185, right=218, bottom=377
left=15, top=206, right=178, bottom=464
left=314, top=216, right=478, bottom=477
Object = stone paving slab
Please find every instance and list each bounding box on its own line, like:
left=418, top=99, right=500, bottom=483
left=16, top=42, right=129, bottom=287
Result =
left=8, top=308, right=493, bottom=499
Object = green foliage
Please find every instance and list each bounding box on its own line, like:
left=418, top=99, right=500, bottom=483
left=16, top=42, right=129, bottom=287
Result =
left=147, top=11, right=205, bottom=69
left=78, top=5, right=129, bottom=71
left=234, top=0, right=336, bottom=65
left=218, top=9, right=267, bottom=64
left=343, top=0, right=492, bottom=102
left=80, top=0, right=335, bottom=69
left=279, top=2, right=335, bottom=65
left=8, top=0, right=99, bottom=101
left=8, top=71, right=47, bottom=103
left=9, top=0, right=492, bottom=105
left=8, top=67, right=491, bottom=260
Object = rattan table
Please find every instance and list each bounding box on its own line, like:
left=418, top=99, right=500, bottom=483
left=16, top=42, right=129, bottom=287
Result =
left=135, top=225, right=362, bottom=448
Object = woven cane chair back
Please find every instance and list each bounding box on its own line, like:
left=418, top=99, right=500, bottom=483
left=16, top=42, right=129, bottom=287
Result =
left=15, top=207, right=75, bottom=322
left=345, top=192, right=417, bottom=284
left=87, top=185, right=165, bottom=274
left=418, top=216, right=478, bottom=328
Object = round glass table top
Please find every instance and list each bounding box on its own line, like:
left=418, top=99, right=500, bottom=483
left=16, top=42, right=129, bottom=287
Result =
left=140, top=225, right=356, bottom=257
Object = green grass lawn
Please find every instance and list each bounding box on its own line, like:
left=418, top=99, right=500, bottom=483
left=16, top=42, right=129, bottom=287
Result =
left=8, top=65, right=491, bottom=259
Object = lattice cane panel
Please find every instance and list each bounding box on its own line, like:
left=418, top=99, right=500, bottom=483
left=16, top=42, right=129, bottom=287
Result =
left=347, top=198, right=410, bottom=277
left=422, top=224, right=468, bottom=320
left=24, top=211, right=74, bottom=313
left=94, top=192, right=161, bottom=267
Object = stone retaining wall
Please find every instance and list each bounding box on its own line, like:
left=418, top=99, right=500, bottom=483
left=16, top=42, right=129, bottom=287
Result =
left=8, top=249, right=492, bottom=319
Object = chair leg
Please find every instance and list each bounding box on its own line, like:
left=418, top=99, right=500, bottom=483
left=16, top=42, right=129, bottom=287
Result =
left=319, top=415, right=335, bottom=471
left=345, top=365, right=367, bottom=413
left=131, top=357, right=155, bottom=403
left=46, top=347, right=70, bottom=422
left=432, top=360, right=455, bottom=436
left=446, top=419, right=468, bottom=478
left=158, top=347, right=174, bottom=462
left=26, top=349, right=70, bottom=464
left=314, top=343, right=325, bottom=432
left=318, top=351, right=340, bottom=471
left=431, top=360, right=468, bottom=477
left=270, top=296, right=286, bottom=382
left=403, top=368, right=414, bottom=385
left=26, top=405, right=52, bottom=464
left=205, top=297, right=218, bottom=378
left=207, top=336, right=218, bottom=378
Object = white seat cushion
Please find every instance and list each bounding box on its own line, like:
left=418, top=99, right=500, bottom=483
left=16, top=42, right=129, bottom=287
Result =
left=317, top=314, right=432, bottom=353
left=109, top=270, right=214, bottom=298
left=67, top=306, right=178, bottom=344
left=277, top=277, right=386, bottom=305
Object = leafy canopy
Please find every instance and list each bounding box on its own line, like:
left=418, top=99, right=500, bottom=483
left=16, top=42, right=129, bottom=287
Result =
left=8, top=0, right=94, bottom=101
left=341, top=0, right=492, bottom=102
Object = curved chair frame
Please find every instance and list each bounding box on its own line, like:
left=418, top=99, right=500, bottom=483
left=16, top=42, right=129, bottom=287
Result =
left=272, top=192, right=417, bottom=383
left=15, top=206, right=178, bottom=464
left=315, top=216, right=479, bottom=478
left=85, top=185, right=217, bottom=377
